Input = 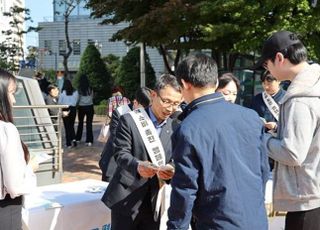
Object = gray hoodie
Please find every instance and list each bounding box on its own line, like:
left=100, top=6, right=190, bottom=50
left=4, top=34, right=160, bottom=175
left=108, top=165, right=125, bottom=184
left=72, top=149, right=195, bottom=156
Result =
left=265, top=63, right=320, bottom=212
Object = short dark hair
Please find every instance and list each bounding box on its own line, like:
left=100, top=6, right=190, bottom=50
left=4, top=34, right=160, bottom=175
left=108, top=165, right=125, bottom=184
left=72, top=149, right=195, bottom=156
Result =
left=260, top=71, right=277, bottom=82
left=154, top=74, right=181, bottom=93
left=270, top=42, right=308, bottom=65
left=135, top=87, right=151, bottom=108
left=175, top=53, right=218, bottom=87
left=217, top=73, right=240, bottom=91
left=112, top=85, right=124, bottom=95
left=47, top=84, right=58, bottom=93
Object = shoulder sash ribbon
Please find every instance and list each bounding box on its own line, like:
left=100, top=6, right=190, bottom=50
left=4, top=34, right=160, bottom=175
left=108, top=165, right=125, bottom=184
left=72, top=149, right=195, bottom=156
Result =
left=129, top=108, right=166, bottom=221
left=262, top=91, right=280, bottom=121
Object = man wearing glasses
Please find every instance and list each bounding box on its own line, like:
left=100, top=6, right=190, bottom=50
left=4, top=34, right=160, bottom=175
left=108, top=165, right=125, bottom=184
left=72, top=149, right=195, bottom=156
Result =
left=101, top=74, right=182, bottom=230
left=257, top=30, right=320, bottom=230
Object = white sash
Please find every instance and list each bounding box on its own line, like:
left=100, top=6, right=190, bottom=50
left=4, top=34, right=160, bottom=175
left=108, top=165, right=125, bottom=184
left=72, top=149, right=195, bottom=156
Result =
left=116, top=104, right=131, bottom=116
left=262, top=91, right=280, bottom=121
left=129, top=108, right=166, bottom=221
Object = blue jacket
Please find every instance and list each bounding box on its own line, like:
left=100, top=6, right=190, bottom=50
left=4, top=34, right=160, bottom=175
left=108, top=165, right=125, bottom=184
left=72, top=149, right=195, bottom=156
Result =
left=167, top=93, right=269, bottom=230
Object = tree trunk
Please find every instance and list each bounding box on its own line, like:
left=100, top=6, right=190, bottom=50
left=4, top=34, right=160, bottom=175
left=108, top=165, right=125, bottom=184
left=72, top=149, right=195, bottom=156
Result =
left=228, top=53, right=238, bottom=72
left=62, top=14, right=73, bottom=79
left=173, top=49, right=181, bottom=72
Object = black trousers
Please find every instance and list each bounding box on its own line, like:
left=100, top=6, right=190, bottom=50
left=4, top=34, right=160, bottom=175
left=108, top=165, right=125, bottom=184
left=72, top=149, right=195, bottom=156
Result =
left=111, top=195, right=160, bottom=230
left=285, top=206, right=320, bottom=230
left=0, top=195, right=22, bottom=230
left=62, top=106, right=77, bottom=146
left=76, top=105, right=94, bottom=143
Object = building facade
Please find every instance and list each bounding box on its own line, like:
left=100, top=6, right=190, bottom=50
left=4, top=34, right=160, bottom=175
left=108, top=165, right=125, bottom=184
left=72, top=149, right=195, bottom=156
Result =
left=38, top=0, right=164, bottom=76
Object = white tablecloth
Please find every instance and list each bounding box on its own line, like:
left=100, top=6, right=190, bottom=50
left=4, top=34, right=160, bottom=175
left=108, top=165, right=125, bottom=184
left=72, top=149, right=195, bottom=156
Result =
left=23, top=179, right=111, bottom=230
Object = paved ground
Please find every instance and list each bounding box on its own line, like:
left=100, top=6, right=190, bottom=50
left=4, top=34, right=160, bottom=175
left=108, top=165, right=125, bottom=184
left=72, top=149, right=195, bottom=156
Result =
left=62, top=116, right=105, bottom=183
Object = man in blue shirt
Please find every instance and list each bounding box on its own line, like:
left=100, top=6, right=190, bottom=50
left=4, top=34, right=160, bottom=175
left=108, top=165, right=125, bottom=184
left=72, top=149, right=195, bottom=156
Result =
left=167, top=54, right=269, bottom=230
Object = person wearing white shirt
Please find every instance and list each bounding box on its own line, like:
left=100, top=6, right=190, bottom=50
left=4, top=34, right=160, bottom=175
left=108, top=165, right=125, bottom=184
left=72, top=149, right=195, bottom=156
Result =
left=58, top=79, right=79, bottom=148
left=0, top=69, right=38, bottom=229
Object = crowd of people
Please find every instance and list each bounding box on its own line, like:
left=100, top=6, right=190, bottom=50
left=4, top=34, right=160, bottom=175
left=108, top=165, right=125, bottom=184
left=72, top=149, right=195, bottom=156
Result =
left=1, top=30, right=320, bottom=230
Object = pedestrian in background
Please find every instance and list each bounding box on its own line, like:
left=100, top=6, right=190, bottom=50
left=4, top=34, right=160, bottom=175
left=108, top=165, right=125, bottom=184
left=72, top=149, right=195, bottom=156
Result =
left=251, top=71, right=286, bottom=133
left=58, top=79, right=78, bottom=148
left=258, top=30, right=320, bottom=230
left=251, top=71, right=286, bottom=173
left=0, top=69, right=38, bottom=229
left=216, top=72, right=240, bottom=103
left=106, top=86, right=130, bottom=123
left=167, top=54, right=269, bottom=230
left=45, top=84, right=60, bottom=128
left=75, top=74, right=94, bottom=146
left=34, top=71, right=50, bottom=98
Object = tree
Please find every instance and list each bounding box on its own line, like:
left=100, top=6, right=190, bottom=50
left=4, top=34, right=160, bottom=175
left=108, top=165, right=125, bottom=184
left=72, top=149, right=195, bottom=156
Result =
left=74, top=44, right=112, bottom=104
left=1, top=6, right=40, bottom=71
left=87, top=0, right=200, bottom=74
left=87, top=0, right=320, bottom=71
left=102, top=54, right=121, bottom=82
left=116, top=47, right=156, bottom=99
left=0, top=41, right=19, bottom=71
left=55, top=0, right=81, bottom=79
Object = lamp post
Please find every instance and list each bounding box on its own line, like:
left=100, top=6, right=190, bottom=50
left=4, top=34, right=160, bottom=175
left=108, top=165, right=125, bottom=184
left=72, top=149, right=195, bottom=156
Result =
left=140, top=42, right=146, bottom=87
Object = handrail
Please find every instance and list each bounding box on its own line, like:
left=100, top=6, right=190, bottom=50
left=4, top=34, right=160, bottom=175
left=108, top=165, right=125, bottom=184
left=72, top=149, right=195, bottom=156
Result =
left=13, top=104, right=68, bottom=185
left=13, top=105, right=69, bottom=109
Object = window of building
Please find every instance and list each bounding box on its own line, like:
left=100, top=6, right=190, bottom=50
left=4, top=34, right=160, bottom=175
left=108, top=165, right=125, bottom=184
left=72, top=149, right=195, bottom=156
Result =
left=73, top=39, right=80, bottom=55
left=44, top=40, right=52, bottom=52
left=58, top=40, right=66, bottom=55
left=87, top=39, right=94, bottom=45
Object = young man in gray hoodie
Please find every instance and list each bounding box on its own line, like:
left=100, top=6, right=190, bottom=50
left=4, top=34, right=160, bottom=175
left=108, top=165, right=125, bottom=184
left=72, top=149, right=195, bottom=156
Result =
left=257, top=31, right=320, bottom=230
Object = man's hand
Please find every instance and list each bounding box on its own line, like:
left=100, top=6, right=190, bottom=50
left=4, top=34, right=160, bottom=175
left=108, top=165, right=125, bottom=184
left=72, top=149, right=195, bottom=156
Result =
left=137, top=161, right=158, bottom=178
left=157, top=164, right=175, bottom=180
left=265, top=122, right=277, bottom=131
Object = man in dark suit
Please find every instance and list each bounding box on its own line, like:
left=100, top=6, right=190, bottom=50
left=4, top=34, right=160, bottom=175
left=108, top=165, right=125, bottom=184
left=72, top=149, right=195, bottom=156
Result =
left=99, top=87, right=152, bottom=182
left=101, top=74, right=182, bottom=230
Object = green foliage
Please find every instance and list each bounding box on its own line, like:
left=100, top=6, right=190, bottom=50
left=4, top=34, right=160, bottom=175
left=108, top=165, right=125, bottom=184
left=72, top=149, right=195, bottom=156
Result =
left=94, top=104, right=107, bottom=116
left=116, top=47, right=156, bottom=99
left=99, top=99, right=108, bottom=105
left=102, top=54, right=121, bottom=82
left=0, top=41, right=19, bottom=71
left=87, top=0, right=320, bottom=68
left=1, top=6, right=41, bottom=71
left=43, top=69, right=56, bottom=83
left=74, top=44, right=112, bottom=104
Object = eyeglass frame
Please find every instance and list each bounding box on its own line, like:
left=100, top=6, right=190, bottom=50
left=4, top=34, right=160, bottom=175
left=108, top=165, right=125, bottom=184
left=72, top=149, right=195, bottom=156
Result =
left=157, top=93, right=181, bottom=108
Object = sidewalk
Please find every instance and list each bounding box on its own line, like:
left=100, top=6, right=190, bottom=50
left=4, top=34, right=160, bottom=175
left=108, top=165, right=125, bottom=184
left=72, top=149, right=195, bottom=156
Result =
left=62, top=116, right=105, bottom=183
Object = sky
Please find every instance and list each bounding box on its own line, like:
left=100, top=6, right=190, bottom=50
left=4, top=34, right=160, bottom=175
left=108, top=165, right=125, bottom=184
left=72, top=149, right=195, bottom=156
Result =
left=25, top=0, right=53, bottom=47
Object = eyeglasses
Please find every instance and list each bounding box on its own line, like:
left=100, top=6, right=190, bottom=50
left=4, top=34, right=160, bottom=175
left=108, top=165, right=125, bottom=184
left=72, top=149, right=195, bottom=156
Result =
left=221, top=90, right=237, bottom=96
left=157, top=94, right=180, bottom=108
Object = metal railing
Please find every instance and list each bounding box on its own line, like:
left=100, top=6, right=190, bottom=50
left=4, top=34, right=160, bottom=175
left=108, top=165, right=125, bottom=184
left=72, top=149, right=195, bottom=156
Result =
left=13, top=104, right=68, bottom=185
